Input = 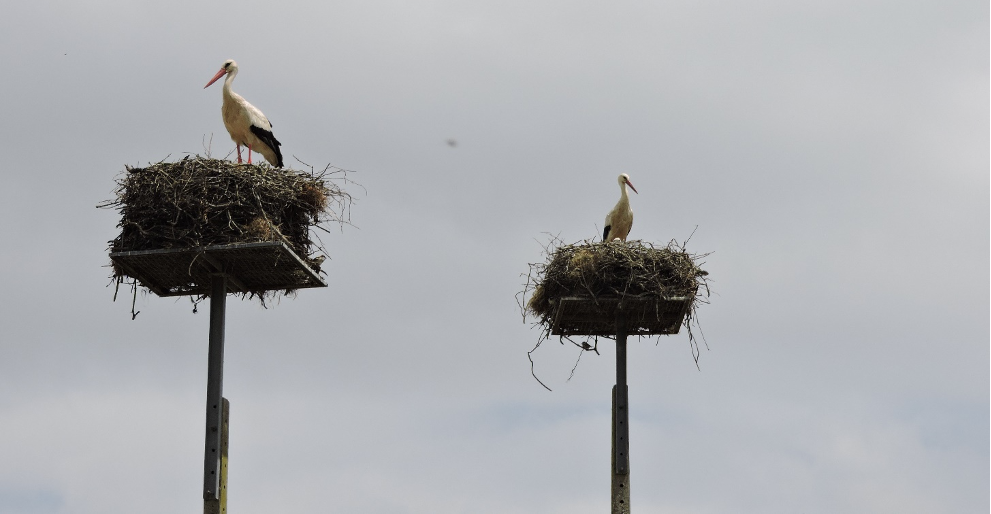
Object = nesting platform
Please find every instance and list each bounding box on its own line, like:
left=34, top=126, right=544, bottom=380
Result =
left=110, top=241, right=326, bottom=297
left=551, top=296, right=692, bottom=336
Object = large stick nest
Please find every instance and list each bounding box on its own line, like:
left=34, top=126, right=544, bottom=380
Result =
left=519, top=238, right=711, bottom=388
left=100, top=156, right=355, bottom=302
left=524, top=239, right=709, bottom=322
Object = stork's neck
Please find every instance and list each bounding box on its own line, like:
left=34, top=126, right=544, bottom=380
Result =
left=618, top=182, right=630, bottom=204
left=222, top=69, right=238, bottom=98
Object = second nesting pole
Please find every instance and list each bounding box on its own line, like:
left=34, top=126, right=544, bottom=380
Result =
left=528, top=239, right=708, bottom=512
left=612, top=309, right=631, bottom=513
left=551, top=296, right=693, bottom=514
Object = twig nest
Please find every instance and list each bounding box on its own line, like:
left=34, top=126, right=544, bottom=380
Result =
left=100, top=156, right=355, bottom=303
left=104, top=156, right=350, bottom=268
left=520, top=238, right=712, bottom=384
left=525, top=239, right=709, bottom=329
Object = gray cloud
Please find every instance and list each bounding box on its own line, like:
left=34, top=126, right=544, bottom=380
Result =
left=0, top=1, right=986, bottom=513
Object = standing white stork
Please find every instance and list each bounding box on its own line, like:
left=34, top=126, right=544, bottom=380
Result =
left=204, top=59, right=284, bottom=168
left=603, top=173, right=638, bottom=242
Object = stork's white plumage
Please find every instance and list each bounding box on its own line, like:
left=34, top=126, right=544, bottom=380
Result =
left=603, top=173, right=638, bottom=242
left=204, top=59, right=283, bottom=168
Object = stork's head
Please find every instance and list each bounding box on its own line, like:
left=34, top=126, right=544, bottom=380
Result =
left=204, top=59, right=238, bottom=89
left=618, top=173, right=638, bottom=194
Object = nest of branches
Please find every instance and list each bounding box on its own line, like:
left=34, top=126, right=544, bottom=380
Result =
left=520, top=238, right=711, bottom=387
left=100, top=156, right=355, bottom=304
left=525, top=239, right=709, bottom=321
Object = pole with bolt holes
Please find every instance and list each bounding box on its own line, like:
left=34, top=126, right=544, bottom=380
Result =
left=203, top=275, right=229, bottom=514
left=611, top=308, right=631, bottom=514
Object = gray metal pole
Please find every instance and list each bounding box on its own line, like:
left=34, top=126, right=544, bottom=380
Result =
left=612, top=310, right=630, bottom=514
left=203, top=275, right=227, bottom=500
left=204, top=398, right=230, bottom=514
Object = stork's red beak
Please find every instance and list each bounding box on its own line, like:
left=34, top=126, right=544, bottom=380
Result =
left=626, top=179, right=638, bottom=194
left=204, top=68, right=227, bottom=89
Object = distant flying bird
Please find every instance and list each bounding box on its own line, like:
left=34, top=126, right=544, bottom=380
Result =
left=603, top=173, right=638, bottom=242
left=446, top=138, right=458, bottom=148
left=204, top=59, right=283, bottom=168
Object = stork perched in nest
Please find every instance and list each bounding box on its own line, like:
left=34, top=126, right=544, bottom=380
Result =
left=603, top=173, right=638, bottom=242
left=204, top=59, right=284, bottom=168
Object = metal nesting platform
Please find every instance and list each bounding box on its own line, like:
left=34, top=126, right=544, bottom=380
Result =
left=110, top=241, right=326, bottom=297
left=551, top=296, right=693, bottom=336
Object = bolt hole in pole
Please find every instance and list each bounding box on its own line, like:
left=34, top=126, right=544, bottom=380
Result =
left=612, top=307, right=631, bottom=514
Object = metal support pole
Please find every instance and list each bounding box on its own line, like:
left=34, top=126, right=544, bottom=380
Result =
left=203, top=275, right=227, bottom=501
left=612, top=309, right=630, bottom=514
left=204, top=398, right=229, bottom=514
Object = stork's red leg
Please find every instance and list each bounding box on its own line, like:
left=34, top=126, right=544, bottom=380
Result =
left=247, top=145, right=253, bottom=164
left=236, top=144, right=243, bottom=163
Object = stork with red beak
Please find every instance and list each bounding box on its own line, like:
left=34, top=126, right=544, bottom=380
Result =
left=204, top=59, right=284, bottom=168
left=603, top=173, right=638, bottom=242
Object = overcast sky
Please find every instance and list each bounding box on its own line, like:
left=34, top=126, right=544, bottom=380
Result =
left=0, top=1, right=987, bottom=513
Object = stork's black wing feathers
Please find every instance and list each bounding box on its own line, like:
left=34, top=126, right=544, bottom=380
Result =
left=603, top=225, right=611, bottom=242
left=249, top=124, right=284, bottom=168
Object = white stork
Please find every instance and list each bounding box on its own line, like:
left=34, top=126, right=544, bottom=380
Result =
left=603, top=173, right=638, bottom=242
left=204, top=59, right=284, bottom=168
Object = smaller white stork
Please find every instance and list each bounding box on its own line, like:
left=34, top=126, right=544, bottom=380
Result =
left=204, top=59, right=283, bottom=168
left=603, top=173, right=638, bottom=242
